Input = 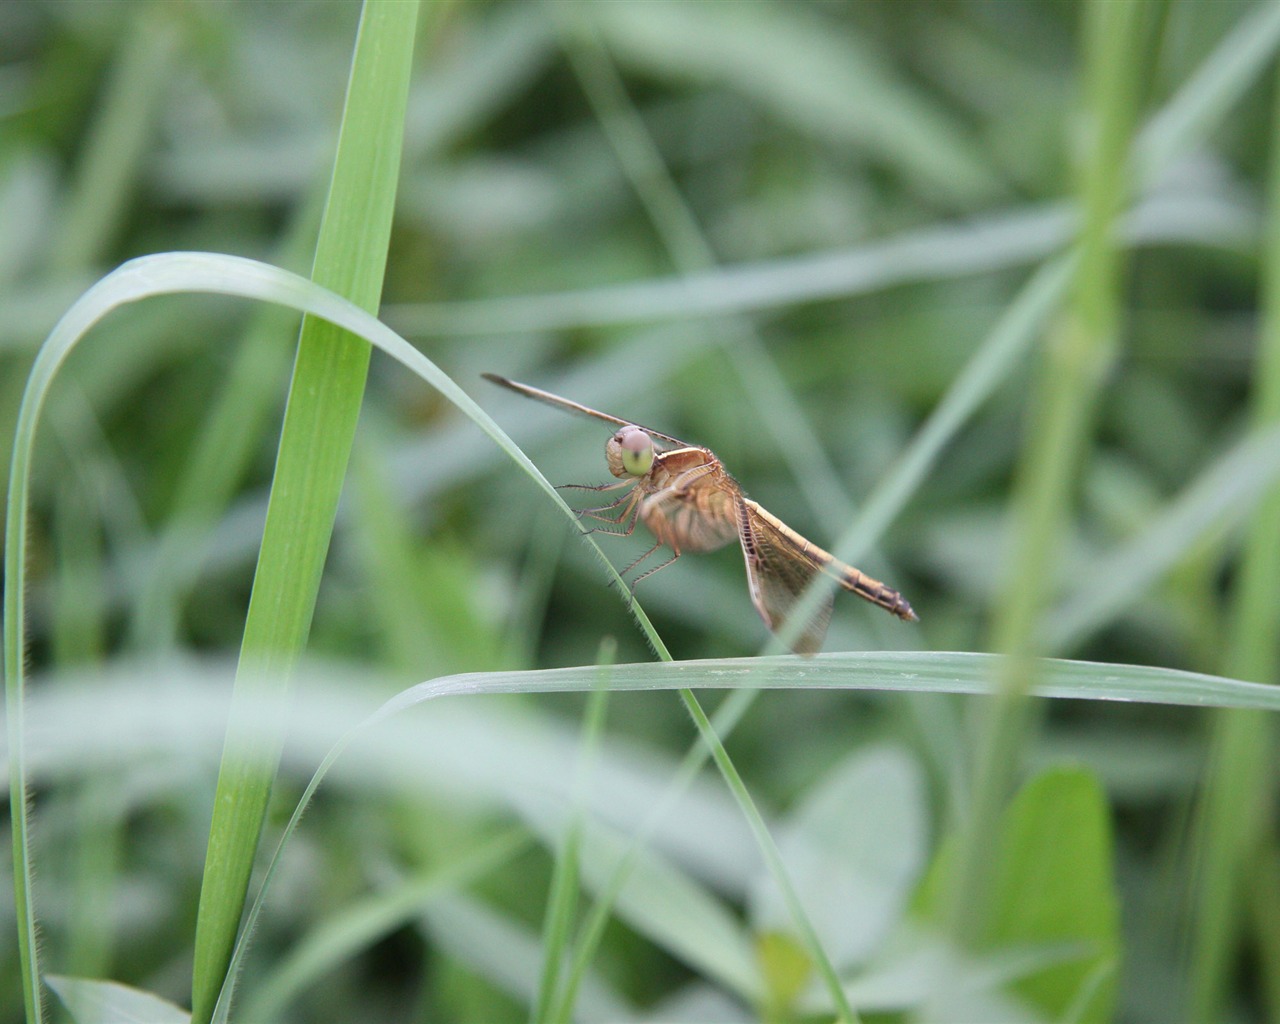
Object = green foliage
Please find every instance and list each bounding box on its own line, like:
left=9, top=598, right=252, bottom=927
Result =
left=985, top=770, right=1120, bottom=1022
left=5, top=2, right=1280, bottom=1023
left=914, top=767, right=1119, bottom=1021
left=190, top=6, right=420, bottom=1021
left=46, top=975, right=190, bottom=1024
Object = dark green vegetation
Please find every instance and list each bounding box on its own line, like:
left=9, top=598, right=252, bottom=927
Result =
left=4, top=2, right=1280, bottom=1022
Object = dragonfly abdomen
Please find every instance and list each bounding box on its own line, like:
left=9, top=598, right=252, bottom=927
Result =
left=743, top=498, right=919, bottom=624
left=834, top=565, right=918, bottom=622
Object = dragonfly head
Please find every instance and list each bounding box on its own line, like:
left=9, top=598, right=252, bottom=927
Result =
left=606, top=425, right=655, bottom=478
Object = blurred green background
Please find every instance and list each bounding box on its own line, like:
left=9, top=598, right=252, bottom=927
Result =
left=3, top=1, right=1279, bottom=1022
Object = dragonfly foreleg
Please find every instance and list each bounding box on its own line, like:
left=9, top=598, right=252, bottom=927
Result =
left=556, top=481, right=644, bottom=537
left=557, top=479, right=633, bottom=493
left=557, top=479, right=639, bottom=521
left=580, top=491, right=643, bottom=536
left=575, top=490, right=637, bottom=519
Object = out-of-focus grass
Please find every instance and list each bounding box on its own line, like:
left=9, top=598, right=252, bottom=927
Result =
left=952, top=0, right=1148, bottom=967
left=189, top=6, right=420, bottom=1023
left=5, top=2, right=1280, bottom=1023
left=1189, top=45, right=1280, bottom=1024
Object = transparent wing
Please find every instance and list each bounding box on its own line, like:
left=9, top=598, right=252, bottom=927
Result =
left=737, top=502, right=834, bottom=655
left=483, top=373, right=689, bottom=447
left=738, top=499, right=917, bottom=653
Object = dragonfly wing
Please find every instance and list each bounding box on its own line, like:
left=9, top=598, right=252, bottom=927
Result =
left=483, top=374, right=690, bottom=447
left=736, top=501, right=833, bottom=655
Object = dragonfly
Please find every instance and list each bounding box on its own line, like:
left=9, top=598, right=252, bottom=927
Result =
left=484, top=373, right=917, bottom=654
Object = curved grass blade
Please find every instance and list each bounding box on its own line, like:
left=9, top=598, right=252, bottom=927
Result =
left=4, top=252, right=672, bottom=1024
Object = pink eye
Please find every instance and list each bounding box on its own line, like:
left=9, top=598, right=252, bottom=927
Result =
left=616, top=426, right=654, bottom=476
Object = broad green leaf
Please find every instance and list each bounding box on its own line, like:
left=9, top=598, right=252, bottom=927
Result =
left=914, top=768, right=1119, bottom=1021
left=985, top=769, right=1119, bottom=1022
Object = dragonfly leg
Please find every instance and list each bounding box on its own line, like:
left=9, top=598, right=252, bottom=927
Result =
left=557, top=480, right=641, bottom=524
left=575, top=491, right=637, bottom=519
left=584, top=517, right=641, bottom=537
left=601, top=541, right=679, bottom=595
left=578, top=490, right=643, bottom=538
left=583, top=513, right=641, bottom=534
left=628, top=547, right=681, bottom=588
left=557, top=480, right=631, bottom=494
left=668, top=462, right=719, bottom=491
left=560, top=486, right=645, bottom=540
left=618, top=539, right=666, bottom=580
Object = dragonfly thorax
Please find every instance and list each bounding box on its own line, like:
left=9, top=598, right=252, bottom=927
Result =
left=606, top=425, right=655, bottom=478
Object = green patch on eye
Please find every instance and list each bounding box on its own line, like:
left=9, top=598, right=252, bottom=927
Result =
left=622, top=444, right=654, bottom=476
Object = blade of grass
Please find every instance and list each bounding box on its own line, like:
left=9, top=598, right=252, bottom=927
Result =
left=13, top=641, right=1280, bottom=1016
left=0, top=248, right=674, bottom=1021
left=19, top=653, right=1280, bottom=781
left=381, top=190, right=1247, bottom=339
left=4, top=15, right=180, bottom=1016
left=548, top=686, right=760, bottom=1021
left=365, top=653, right=1280, bottom=723
left=531, top=641, right=613, bottom=1024
left=128, top=193, right=321, bottom=652
left=92, top=649, right=1280, bottom=1021
left=954, top=0, right=1150, bottom=950
left=203, top=648, right=1280, bottom=1024
left=187, top=6, right=420, bottom=1021
left=236, top=828, right=531, bottom=1023
left=45, top=7, right=180, bottom=274
left=1187, top=54, right=1280, bottom=1024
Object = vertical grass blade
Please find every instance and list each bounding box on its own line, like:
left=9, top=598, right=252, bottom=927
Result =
left=1187, top=57, right=1280, bottom=1024
left=188, top=5, right=420, bottom=1021
left=46, top=8, right=180, bottom=273
left=531, top=643, right=613, bottom=1024
left=952, top=0, right=1150, bottom=946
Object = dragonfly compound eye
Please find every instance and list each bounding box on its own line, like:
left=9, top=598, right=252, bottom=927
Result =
left=614, top=425, right=654, bottom=478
